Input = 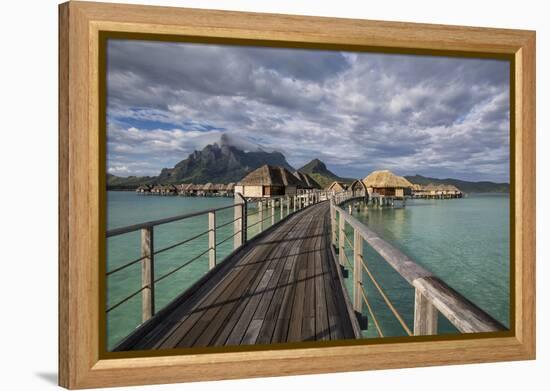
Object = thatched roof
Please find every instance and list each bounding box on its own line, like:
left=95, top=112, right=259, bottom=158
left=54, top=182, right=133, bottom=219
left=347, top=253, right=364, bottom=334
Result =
left=226, top=183, right=235, bottom=190
left=136, top=184, right=151, bottom=191
left=444, top=184, right=462, bottom=193
left=362, top=170, right=413, bottom=189
left=238, top=165, right=303, bottom=187
left=293, top=171, right=322, bottom=189
left=423, top=183, right=439, bottom=191
left=327, top=181, right=348, bottom=191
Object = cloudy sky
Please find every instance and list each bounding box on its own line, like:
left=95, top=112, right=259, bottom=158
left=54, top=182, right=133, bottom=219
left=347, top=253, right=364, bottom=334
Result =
left=107, top=39, right=510, bottom=182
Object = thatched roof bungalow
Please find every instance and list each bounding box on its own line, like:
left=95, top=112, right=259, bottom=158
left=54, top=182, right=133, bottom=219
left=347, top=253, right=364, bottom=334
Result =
left=136, top=184, right=152, bottom=194
left=175, top=183, right=189, bottom=194
left=293, top=171, right=322, bottom=190
left=327, top=181, right=348, bottom=193
left=202, top=183, right=214, bottom=191
left=234, top=165, right=303, bottom=197
left=150, top=184, right=163, bottom=194
left=444, top=184, right=462, bottom=196
left=362, top=170, right=413, bottom=197
left=411, top=183, right=429, bottom=197
left=161, top=184, right=177, bottom=195
left=422, top=183, right=439, bottom=196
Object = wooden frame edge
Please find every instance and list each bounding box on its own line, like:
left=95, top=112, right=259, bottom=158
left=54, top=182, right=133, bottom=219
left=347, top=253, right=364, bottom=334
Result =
left=516, top=31, right=536, bottom=358
left=59, top=2, right=70, bottom=387
left=58, top=1, right=536, bottom=389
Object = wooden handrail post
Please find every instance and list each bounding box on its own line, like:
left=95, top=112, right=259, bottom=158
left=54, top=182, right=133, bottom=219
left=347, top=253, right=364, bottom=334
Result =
left=234, top=193, right=246, bottom=249
left=286, top=196, right=290, bottom=216
left=330, top=201, right=337, bottom=247
left=258, top=200, right=263, bottom=232
left=271, top=199, right=275, bottom=225
left=293, top=195, right=297, bottom=212
left=414, top=288, right=438, bottom=335
left=141, top=227, right=155, bottom=322
left=353, top=228, right=363, bottom=314
left=208, top=211, right=216, bottom=270
left=242, top=202, right=247, bottom=244
left=338, top=212, right=346, bottom=267
left=280, top=198, right=284, bottom=219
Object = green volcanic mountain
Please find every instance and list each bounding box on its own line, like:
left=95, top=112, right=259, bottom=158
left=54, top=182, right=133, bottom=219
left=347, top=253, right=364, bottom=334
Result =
left=107, top=140, right=294, bottom=189
left=405, top=174, right=509, bottom=193
left=297, top=159, right=354, bottom=189
left=157, top=143, right=293, bottom=183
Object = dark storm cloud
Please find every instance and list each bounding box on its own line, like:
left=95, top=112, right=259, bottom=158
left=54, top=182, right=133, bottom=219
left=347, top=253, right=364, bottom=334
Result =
left=107, top=40, right=510, bottom=182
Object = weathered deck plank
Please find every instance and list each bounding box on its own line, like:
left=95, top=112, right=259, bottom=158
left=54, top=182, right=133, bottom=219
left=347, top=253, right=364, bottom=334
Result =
left=114, top=201, right=359, bottom=351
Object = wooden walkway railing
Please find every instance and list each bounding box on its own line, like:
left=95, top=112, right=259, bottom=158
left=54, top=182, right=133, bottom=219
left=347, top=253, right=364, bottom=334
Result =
left=106, top=190, right=331, bottom=328
left=329, top=192, right=506, bottom=336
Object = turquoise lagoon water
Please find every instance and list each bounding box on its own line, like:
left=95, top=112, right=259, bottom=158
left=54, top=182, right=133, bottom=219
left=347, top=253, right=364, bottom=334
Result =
left=106, top=191, right=509, bottom=348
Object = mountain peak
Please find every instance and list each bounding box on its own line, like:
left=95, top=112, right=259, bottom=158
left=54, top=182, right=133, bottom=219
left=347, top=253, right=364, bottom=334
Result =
left=297, top=159, right=352, bottom=189
left=298, top=158, right=327, bottom=174
left=155, top=138, right=293, bottom=184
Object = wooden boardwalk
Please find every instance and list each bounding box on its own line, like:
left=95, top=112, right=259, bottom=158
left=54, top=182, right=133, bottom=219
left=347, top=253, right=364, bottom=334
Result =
left=116, top=202, right=359, bottom=350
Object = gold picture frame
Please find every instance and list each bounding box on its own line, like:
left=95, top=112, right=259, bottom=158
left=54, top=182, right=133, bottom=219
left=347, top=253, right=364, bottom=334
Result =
left=59, top=1, right=536, bottom=388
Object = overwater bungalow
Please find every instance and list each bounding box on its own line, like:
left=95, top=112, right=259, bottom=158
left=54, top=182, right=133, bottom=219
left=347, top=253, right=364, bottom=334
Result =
left=293, top=171, right=322, bottom=191
left=150, top=184, right=163, bottom=195
left=224, top=183, right=235, bottom=196
left=214, top=183, right=227, bottom=194
left=411, top=184, right=425, bottom=198
left=362, top=170, right=413, bottom=198
left=197, top=183, right=213, bottom=196
left=413, top=183, right=463, bottom=199
left=161, top=184, right=177, bottom=195
left=349, top=180, right=368, bottom=198
left=186, top=184, right=199, bottom=196
left=136, top=184, right=152, bottom=195
left=327, top=181, right=348, bottom=193
left=444, top=185, right=463, bottom=198
left=420, top=183, right=437, bottom=198
left=234, top=164, right=303, bottom=198
left=175, top=183, right=189, bottom=195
